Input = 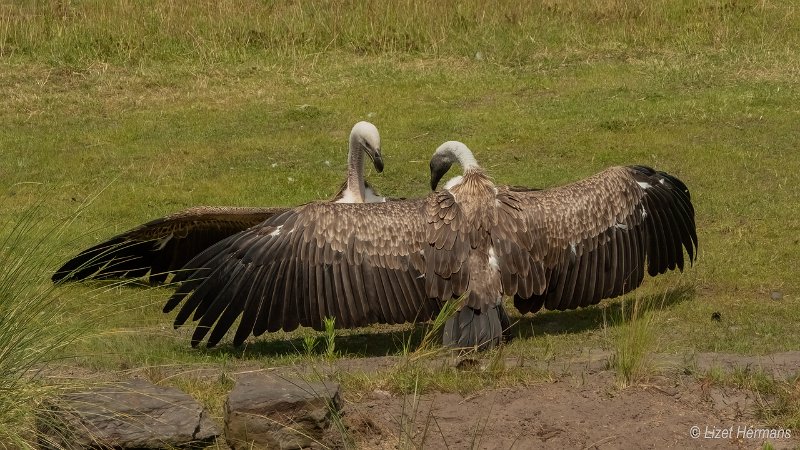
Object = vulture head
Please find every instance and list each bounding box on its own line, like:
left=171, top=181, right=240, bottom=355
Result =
left=429, top=140, right=480, bottom=190
left=350, top=121, right=384, bottom=173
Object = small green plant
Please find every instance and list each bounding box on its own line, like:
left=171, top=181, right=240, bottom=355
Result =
left=302, top=334, right=319, bottom=358
left=323, top=317, right=337, bottom=360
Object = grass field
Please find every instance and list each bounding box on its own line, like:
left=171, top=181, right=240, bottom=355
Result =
left=1, top=0, right=799, bottom=446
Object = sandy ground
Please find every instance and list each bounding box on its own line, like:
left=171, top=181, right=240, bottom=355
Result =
left=334, top=352, right=800, bottom=449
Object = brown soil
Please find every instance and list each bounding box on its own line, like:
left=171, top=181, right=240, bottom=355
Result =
left=334, top=352, right=800, bottom=449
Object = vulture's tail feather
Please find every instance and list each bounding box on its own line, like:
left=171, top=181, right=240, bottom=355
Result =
left=442, top=303, right=511, bottom=351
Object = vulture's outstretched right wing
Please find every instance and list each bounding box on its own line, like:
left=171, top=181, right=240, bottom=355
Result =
left=164, top=198, right=448, bottom=347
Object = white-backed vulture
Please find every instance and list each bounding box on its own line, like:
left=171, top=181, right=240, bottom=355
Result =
left=52, top=121, right=385, bottom=283
left=164, top=141, right=697, bottom=350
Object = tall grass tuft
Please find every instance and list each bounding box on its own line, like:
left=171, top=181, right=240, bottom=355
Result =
left=0, top=202, right=84, bottom=448
left=608, top=294, right=657, bottom=388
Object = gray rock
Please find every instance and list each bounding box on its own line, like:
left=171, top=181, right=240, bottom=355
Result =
left=224, top=374, right=342, bottom=450
left=38, top=379, right=218, bottom=449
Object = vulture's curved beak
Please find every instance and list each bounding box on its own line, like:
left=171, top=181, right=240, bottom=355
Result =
left=429, top=155, right=452, bottom=191
left=366, top=145, right=384, bottom=173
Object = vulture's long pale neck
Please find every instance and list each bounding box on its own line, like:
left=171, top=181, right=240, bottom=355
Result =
left=345, top=135, right=366, bottom=203
left=440, top=142, right=492, bottom=193
left=452, top=144, right=480, bottom=173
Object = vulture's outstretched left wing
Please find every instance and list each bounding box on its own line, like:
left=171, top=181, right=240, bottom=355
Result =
left=510, top=165, right=697, bottom=314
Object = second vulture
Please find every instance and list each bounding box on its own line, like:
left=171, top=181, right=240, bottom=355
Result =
left=164, top=141, right=697, bottom=350
left=52, top=121, right=386, bottom=284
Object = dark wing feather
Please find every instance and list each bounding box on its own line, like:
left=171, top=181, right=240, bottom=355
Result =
left=166, top=199, right=441, bottom=347
left=511, top=166, right=697, bottom=314
left=52, top=206, right=286, bottom=283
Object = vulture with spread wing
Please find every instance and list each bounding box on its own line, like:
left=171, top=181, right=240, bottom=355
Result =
left=165, top=141, right=697, bottom=350
left=52, top=121, right=386, bottom=283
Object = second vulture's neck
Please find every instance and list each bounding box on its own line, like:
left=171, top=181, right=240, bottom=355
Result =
left=343, top=137, right=366, bottom=203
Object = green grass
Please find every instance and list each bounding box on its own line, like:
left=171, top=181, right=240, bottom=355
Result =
left=1, top=0, right=799, bottom=443
left=3, top=0, right=797, bottom=67
left=0, top=203, right=89, bottom=448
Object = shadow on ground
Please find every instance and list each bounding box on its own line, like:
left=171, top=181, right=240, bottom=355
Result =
left=203, top=322, right=432, bottom=360
left=511, top=283, right=695, bottom=339
left=200, top=283, right=696, bottom=360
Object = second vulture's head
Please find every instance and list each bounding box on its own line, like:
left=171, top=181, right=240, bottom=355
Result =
left=350, top=121, right=384, bottom=173
left=429, top=141, right=480, bottom=190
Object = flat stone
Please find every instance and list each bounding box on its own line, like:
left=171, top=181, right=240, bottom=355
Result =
left=38, top=379, right=218, bottom=449
left=224, top=374, right=342, bottom=450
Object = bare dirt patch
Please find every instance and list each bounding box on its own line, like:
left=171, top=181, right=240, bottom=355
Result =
left=344, top=370, right=796, bottom=449
left=327, top=351, right=800, bottom=449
